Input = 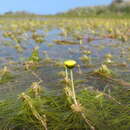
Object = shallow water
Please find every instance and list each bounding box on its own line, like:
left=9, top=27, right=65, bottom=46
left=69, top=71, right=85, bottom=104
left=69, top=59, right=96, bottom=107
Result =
left=0, top=18, right=130, bottom=99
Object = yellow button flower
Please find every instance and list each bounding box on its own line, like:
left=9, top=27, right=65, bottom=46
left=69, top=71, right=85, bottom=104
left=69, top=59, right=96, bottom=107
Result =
left=64, top=60, right=77, bottom=69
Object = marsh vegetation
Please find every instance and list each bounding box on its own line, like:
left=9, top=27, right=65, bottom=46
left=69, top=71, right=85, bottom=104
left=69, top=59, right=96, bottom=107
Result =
left=0, top=16, right=130, bottom=130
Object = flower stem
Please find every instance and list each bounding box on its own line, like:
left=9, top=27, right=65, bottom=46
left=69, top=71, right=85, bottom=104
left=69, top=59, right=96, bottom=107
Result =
left=65, top=66, right=69, bottom=82
left=70, top=69, right=78, bottom=105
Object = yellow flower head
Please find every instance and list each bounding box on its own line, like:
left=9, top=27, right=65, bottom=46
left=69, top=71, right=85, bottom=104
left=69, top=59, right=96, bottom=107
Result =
left=64, top=60, right=77, bottom=69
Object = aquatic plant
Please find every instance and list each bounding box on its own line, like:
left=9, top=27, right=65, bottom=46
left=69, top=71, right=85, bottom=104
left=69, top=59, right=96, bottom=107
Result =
left=0, top=66, right=14, bottom=84
left=35, top=36, right=44, bottom=43
left=28, top=82, right=43, bottom=98
left=0, top=66, right=130, bottom=130
left=82, top=50, right=92, bottom=55
left=3, top=31, right=13, bottom=38
left=0, top=15, right=130, bottom=130
left=32, top=33, right=44, bottom=43
left=54, top=40, right=79, bottom=45
left=64, top=60, right=95, bottom=130
left=80, top=55, right=91, bottom=64
left=0, top=81, right=129, bottom=130
left=24, top=47, right=41, bottom=70
left=94, top=64, right=113, bottom=76
left=19, top=93, right=48, bottom=130
left=64, top=60, right=77, bottom=104
left=15, top=44, right=24, bottom=53
left=104, top=58, right=113, bottom=64
left=29, top=47, right=41, bottom=62
left=105, top=53, right=113, bottom=59
left=77, top=64, right=82, bottom=74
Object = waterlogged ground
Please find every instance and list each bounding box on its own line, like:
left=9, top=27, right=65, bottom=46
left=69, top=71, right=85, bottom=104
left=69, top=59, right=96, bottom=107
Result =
left=0, top=17, right=130, bottom=99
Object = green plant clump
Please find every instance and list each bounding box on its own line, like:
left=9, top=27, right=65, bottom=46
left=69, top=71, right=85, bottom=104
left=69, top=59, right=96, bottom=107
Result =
left=0, top=66, right=14, bottom=84
left=0, top=83, right=129, bottom=130
left=29, top=47, right=41, bottom=62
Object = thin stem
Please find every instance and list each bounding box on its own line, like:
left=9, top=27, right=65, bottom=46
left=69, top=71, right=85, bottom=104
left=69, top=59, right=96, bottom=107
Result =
left=70, top=69, right=78, bottom=105
left=68, top=68, right=95, bottom=130
left=77, top=64, right=82, bottom=74
left=81, top=112, right=95, bottom=130
left=21, top=94, right=48, bottom=130
left=65, top=66, right=69, bottom=82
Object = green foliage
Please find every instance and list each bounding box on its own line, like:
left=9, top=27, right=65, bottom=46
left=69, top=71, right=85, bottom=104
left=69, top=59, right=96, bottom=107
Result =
left=0, top=86, right=129, bottom=130
left=57, top=2, right=130, bottom=18
left=29, top=47, right=41, bottom=62
left=0, top=72, right=14, bottom=84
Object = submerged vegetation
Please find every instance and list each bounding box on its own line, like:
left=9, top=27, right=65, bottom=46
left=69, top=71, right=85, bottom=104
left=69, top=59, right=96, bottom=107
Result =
left=0, top=12, right=130, bottom=129
left=0, top=65, right=130, bottom=130
left=0, top=66, right=14, bottom=84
